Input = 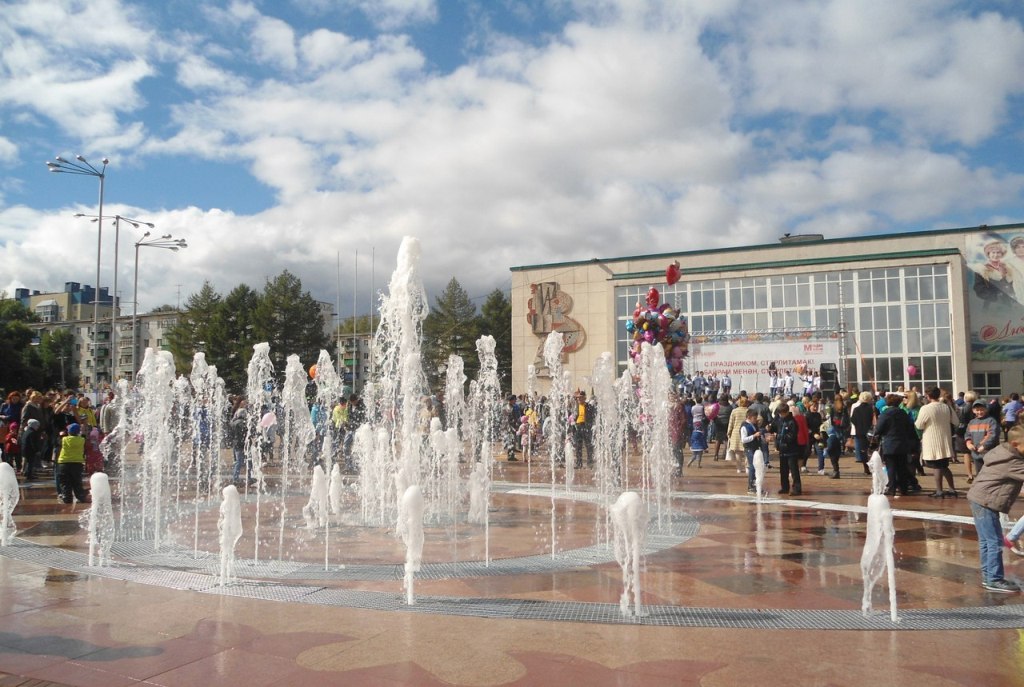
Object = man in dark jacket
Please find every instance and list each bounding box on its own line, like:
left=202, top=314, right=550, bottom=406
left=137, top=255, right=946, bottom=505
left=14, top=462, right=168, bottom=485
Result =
left=873, top=395, right=917, bottom=496
left=771, top=403, right=802, bottom=496
left=967, top=425, right=1024, bottom=593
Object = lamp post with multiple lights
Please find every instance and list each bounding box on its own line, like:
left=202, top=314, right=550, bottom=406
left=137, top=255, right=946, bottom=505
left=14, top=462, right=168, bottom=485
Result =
left=132, top=232, right=187, bottom=377
left=75, top=214, right=155, bottom=381
left=47, top=155, right=108, bottom=388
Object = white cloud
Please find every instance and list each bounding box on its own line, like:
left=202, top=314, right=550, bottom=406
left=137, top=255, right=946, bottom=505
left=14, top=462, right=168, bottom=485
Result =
left=731, top=0, right=1024, bottom=145
left=0, top=136, right=17, bottom=163
left=355, top=0, right=437, bottom=30
left=1, top=0, right=1023, bottom=316
left=250, top=14, right=298, bottom=71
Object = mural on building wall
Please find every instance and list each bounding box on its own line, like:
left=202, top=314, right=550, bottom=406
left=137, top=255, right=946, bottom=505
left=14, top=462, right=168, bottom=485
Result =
left=967, top=230, right=1024, bottom=360
left=527, top=281, right=586, bottom=374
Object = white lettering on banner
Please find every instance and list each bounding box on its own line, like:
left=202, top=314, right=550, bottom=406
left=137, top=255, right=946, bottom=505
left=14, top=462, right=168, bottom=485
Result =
left=688, top=339, right=840, bottom=393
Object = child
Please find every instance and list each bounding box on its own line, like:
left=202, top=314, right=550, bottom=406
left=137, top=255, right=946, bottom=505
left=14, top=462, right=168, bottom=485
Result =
left=2, top=421, right=20, bottom=473
left=741, top=409, right=763, bottom=494
left=57, top=423, right=90, bottom=504
left=1005, top=514, right=1024, bottom=557
left=687, top=423, right=708, bottom=469
left=966, top=424, right=1024, bottom=592
left=85, top=425, right=104, bottom=475
left=965, top=400, right=1000, bottom=483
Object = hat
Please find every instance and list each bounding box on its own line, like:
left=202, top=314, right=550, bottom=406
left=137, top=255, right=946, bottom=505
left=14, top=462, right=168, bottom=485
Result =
left=67, top=423, right=81, bottom=435
left=972, top=401, right=988, bottom=409
left=26, top=419, right=39, bottom=430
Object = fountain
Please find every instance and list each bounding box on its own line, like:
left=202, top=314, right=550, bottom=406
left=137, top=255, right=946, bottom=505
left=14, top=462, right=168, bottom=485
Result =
left=861, top=451, right=899, bottom=621
left=611, top=491, right=648, bottom=618
left=87, top=472, right=114, bottom=566
left=0, top=463, right=18, bottom=546
left=218, top=485, right=242, bottom=586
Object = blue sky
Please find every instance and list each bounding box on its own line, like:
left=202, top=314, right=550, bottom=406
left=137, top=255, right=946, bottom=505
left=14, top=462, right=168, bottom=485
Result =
left=2, top=0, right=1023, bottom=316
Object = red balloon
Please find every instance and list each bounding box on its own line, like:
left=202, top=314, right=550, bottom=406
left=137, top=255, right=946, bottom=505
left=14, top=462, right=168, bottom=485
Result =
left=646, top=287, right=660, bottom=309
left=666, top=261, right=681, bottom=285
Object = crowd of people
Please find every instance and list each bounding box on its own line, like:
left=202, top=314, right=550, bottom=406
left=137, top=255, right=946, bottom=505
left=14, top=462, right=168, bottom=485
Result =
left=0, top=388, right=114, bottom=503
left=4, top=375, right=1024, bottom=593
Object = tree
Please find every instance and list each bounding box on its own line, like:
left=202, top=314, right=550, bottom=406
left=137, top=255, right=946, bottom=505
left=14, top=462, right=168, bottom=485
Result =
left=39, top=327, right=77, bottom=389
left=219, top=284, right=260, bottom=392
left=252, top=271, right=329, bottom=379
left=422, top=278, right=480, bottom=392
left=0, top=297, right=41, bottom=391
left=338, top=314, right=379, bottom=336
left=167, top=281, right=226, bottom=374
left=479, top=288, right=512, bottom=388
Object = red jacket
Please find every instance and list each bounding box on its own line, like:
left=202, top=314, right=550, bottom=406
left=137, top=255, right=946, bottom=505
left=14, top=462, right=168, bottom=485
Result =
left=794, top=413, right=809, bottom=447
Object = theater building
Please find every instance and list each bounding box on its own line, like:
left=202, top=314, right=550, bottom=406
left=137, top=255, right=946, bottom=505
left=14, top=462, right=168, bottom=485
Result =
left=510, top=223, right=1024, bottom=399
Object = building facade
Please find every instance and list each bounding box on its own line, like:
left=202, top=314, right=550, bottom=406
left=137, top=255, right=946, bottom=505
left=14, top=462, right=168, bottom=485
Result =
left=511, top=224, right=1024, bottom=398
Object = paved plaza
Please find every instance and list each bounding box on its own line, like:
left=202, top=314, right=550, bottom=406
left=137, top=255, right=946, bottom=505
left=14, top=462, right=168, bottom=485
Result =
left=1, top=456, right=1023, bottom=687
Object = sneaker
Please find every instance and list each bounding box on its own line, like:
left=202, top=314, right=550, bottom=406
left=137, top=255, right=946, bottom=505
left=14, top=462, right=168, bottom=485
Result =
left=800, top=466, right=807, bottom=473
left=816, top=469, right=826, bottom=476
left=982, top=579, right=1019, bottom=593
left=777, top=488, right=789, bottom=495
left=747, top=488, right=756, bottom=495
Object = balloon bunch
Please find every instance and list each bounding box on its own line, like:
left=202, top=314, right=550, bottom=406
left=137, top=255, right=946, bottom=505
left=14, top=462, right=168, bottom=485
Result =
left=625, top=286, right=689, bottom=374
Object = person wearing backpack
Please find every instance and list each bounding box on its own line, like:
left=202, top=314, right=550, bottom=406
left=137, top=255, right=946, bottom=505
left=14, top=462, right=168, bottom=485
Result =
left=771, top=403, right=802, bottom=496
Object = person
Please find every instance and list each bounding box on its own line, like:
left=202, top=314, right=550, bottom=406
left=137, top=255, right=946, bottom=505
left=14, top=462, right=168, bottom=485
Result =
left=873, top=394, right=916, bottom=497
left=824, top=396, right=850, bottom=475
left=1004, top=512, right=1024, bottom=557
left=850, top=391, right=877, bottom=475
left=229, top=399, right=250, bottom=483
left=99, top=390, right=118, bottom=437
left=0, top=391, right=23, bottom=429
left=966, top=424, right=1024, bottom=593
left=720, top=374, right=732, bottom=397
left=1002, top=393, right=1023, bottom=441
left=669, top=391, right=687, bottom=475
left=741, top=409, right=763, bottom=494
left=3, top=421, right=20, bottom=473
left=710, top=395, right=731, bottom=459
left=916, top=387, right=959, bottom=498
left=18, top=418, right=44, bottom=481
left=725, top=396, right=749, bottom=464
left=57, top=423, right=89, bottom=504
left=505, top=395, right=524, bottom=462
left=965, top=400, right=1000, bottom=484
left=687, top=422, right=707, bottom=469
left=791, top=403, right=811, bottom=474
left=748, top=393, right=773, bottom=468
left=771, top=403, right=802, bottom=496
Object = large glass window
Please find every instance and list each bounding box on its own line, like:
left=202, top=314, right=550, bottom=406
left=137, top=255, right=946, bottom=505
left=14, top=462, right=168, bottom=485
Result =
left=615, top=262, right=954, bottom=391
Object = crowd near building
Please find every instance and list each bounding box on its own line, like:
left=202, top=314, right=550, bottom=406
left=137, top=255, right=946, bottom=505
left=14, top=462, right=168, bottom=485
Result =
left=510, top=223, right=1024, bottom=399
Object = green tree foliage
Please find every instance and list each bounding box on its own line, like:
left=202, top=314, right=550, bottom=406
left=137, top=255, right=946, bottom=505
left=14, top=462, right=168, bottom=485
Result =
left=39, top=327, right=77, bottom=389
left=337, top=314, right=379, bottom=336
left=0, top=296, right=42, bottom=391
left=167, top=281, right=226, bottom=373
left=219, top=285, right=260, bottom=392
left=252, top=271, right=329, bottom=378
left=479, top=288, right=512, bottom=386
left=422, top=278, right=480, bottom=392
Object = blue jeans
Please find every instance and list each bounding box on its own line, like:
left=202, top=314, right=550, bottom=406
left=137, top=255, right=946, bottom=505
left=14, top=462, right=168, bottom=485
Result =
left=970, top=501, right=1005, bottom=583
left=232, top=446, right=248, bottom=481
left=854, top=435, right=868, bottom=463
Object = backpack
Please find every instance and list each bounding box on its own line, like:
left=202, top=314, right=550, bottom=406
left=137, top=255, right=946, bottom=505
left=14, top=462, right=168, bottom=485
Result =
left=776, top=419, right=796, bottom=452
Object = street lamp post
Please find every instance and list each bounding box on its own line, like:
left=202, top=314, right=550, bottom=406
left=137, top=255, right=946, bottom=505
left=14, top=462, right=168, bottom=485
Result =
left=47, top=155, right=108, bottom=389
left=132, top=232, right=187, bottom=377
left=76, top=214, right=154, bottom=382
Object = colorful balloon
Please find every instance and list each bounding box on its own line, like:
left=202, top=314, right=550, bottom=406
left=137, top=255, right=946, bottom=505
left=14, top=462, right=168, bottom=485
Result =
left=309, top=364, right=318, bottom=379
